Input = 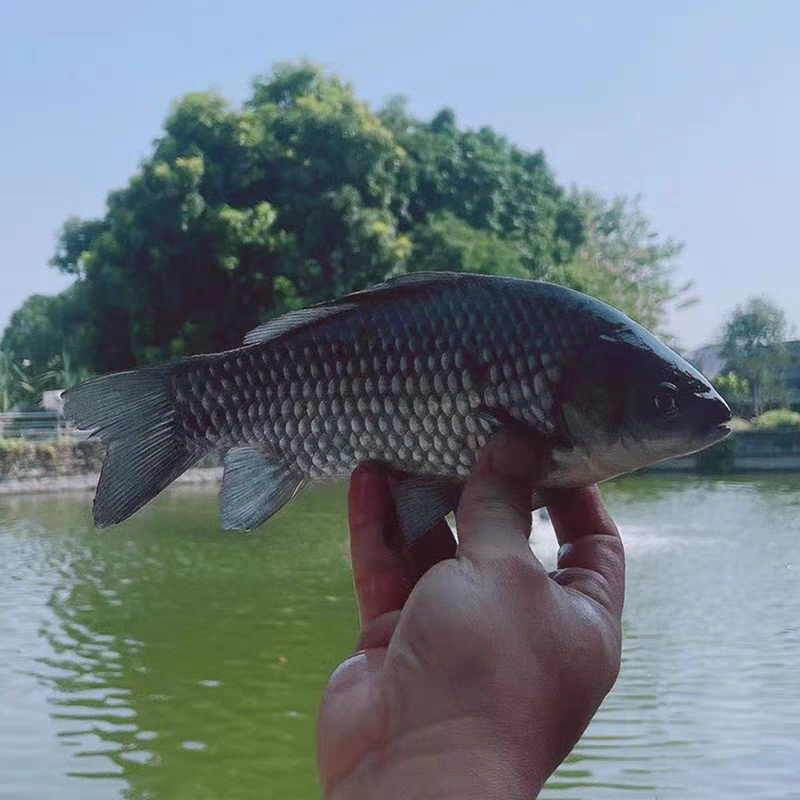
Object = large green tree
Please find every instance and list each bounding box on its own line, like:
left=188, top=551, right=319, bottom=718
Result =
left=4, top=63, right=685, bottom=380
left=720, top=297, right=789, bottom=416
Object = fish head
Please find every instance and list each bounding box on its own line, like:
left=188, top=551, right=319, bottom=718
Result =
left=559, top=323, right=731, bottom=476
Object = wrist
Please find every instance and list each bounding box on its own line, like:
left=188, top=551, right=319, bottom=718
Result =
left=324, top=721, right=547, bottom=800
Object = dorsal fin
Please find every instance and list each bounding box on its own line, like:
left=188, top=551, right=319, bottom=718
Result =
left=242, top=304, right=359, bottom=345
left=383, top=271, right=462, bottom=287
left=242, top=272, right=464, bottom=346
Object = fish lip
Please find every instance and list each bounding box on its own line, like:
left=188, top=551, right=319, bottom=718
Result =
left=708, top=423, right=732, bottom=443
left=689, top=423, right=730, bottom=451
left=690, top=419, right=731, bottom=447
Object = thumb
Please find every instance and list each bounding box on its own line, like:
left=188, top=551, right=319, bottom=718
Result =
left=455, top=436, right=544, bottom=564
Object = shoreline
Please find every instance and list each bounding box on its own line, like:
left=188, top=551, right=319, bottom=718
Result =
left=2, top=428, right=799, bottom=496
left=0, top=466, right=224, bottom=497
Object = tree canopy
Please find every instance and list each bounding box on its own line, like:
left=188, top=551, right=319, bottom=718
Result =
left=3, top=62, right=686, bottom=392
left=564, top=192, right=690, bottom=334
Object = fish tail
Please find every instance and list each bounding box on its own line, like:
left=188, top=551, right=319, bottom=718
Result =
left=62, top=366, right=201, bottom=527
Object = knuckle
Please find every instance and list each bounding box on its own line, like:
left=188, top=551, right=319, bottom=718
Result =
left=459, top=497, right=531, bottom=535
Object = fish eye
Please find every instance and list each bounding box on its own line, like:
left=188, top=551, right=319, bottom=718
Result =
left=654, top=382, right=679, bottom=417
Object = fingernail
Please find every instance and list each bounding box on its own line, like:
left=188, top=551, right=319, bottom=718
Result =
left=486, top=436, right=539, bottom=480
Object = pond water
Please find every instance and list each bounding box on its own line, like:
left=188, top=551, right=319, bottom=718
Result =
left=1, top=474, right=799, bottom=799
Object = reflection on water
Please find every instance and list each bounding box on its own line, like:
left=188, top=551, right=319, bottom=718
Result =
left=1, top=474, right=799, bottom=799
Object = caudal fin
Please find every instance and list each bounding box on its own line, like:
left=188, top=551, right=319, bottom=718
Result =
left=63, top=367, right=201, bottom=527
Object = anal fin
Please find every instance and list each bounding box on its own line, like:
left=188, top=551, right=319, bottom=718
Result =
left=219, top=447, right=304, bottom=531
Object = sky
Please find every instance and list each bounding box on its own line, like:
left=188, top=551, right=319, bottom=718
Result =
left=1, top=0, right=798, bottom=350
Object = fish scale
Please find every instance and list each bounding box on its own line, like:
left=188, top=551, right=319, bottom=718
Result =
left=171, top=281, right=588, bottom=481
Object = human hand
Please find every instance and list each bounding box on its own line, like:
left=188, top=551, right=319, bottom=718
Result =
left=317, top=438, right=625, bottom=800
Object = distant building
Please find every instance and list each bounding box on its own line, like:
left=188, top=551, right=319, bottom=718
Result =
left=689, top=340, right=800, bottom=412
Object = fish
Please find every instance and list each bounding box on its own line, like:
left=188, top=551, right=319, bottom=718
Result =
left=63, top=272, right=731, bottom=544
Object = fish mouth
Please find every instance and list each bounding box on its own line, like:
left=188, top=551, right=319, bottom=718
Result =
left=689, top=422, right=731, bottom=451
left=708, top=423, right=732, bottom=443
left=697, top=390, right=732, bottom=444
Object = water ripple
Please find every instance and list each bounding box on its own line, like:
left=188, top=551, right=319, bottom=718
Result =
left=1, top=475, right=799, bottom=799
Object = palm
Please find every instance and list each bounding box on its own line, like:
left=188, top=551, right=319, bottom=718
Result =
left=317, top=444, right=624, bottom=800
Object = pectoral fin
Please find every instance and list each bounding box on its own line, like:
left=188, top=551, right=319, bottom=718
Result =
left=476, top=406, right=542, bottom=439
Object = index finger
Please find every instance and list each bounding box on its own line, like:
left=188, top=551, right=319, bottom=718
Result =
left=542, top=485, right=625, bottom=618
left=348, top=463, right=414, bottom=628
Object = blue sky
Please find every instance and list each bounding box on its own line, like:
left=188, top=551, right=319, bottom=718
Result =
left=1, top=0, right=797, bottom=348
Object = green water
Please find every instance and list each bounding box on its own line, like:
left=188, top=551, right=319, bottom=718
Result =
left=1, top=474, right=799, bottom=799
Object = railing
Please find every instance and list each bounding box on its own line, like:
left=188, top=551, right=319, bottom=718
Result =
left=0, top=412, right=91, bottom=442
